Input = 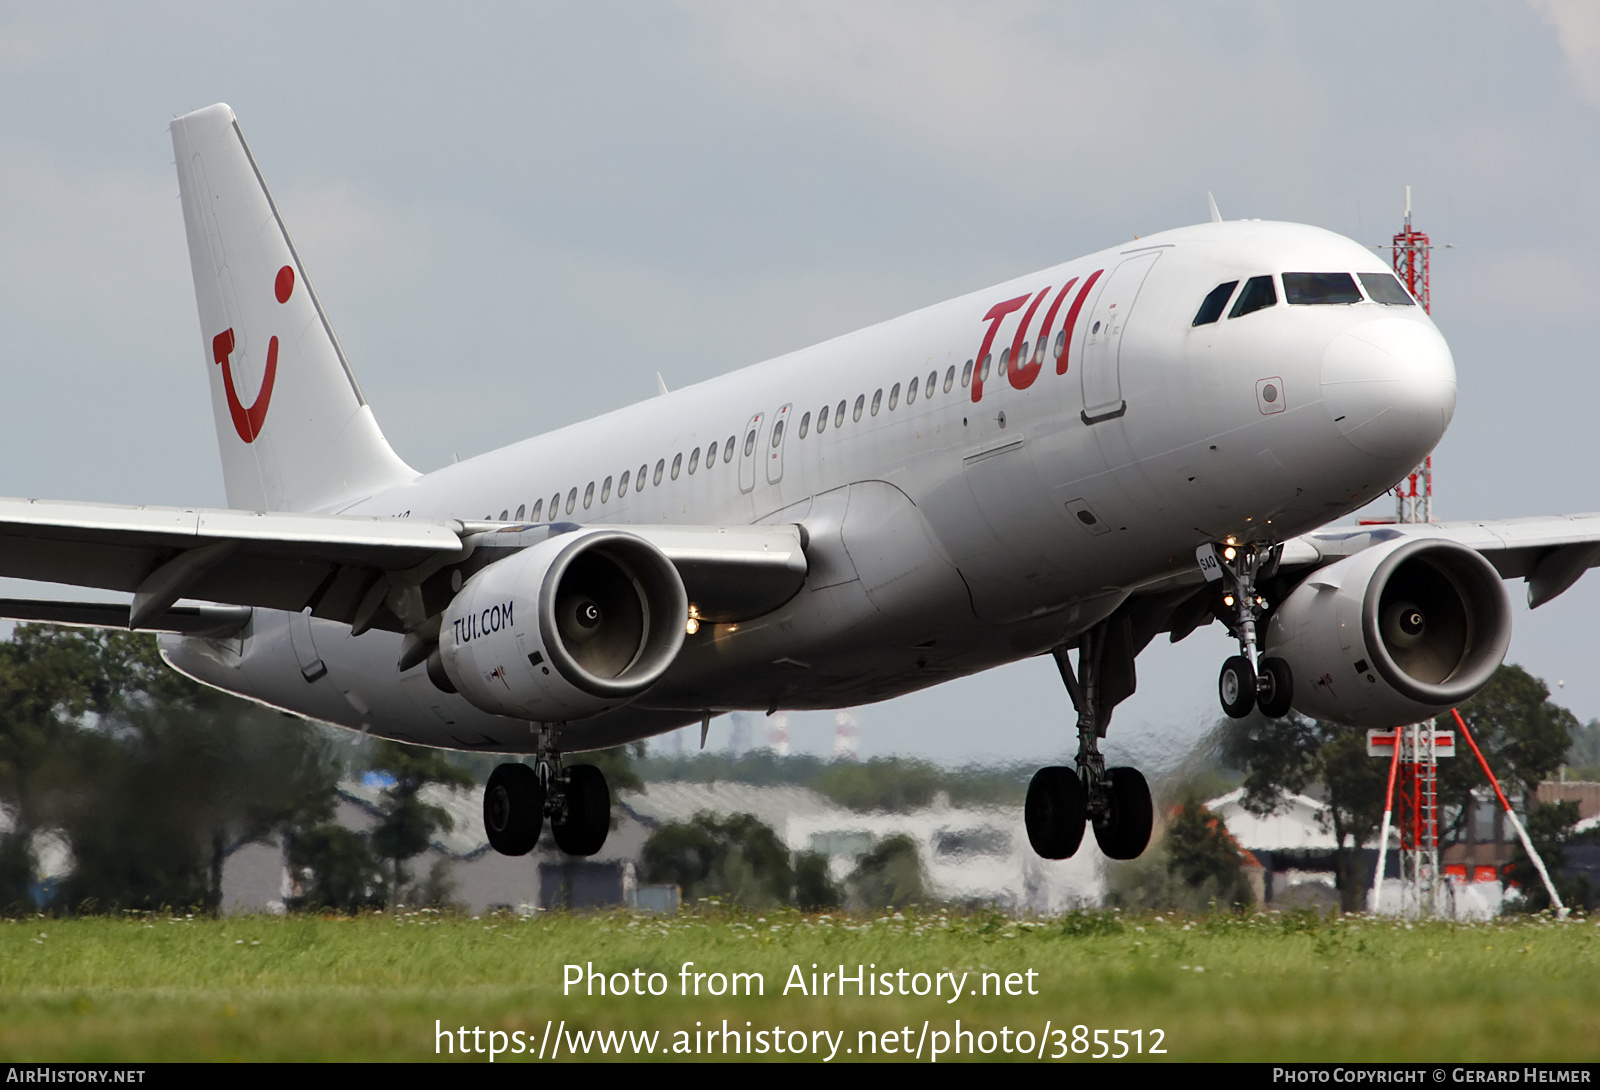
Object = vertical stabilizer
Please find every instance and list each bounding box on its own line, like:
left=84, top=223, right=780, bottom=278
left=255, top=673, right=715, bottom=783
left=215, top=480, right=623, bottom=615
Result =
left=171, top=104, right=416, bottom=512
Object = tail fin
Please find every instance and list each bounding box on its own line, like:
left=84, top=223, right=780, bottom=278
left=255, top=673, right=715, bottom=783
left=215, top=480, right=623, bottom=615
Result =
left=170, top=104, right=416, bottom=512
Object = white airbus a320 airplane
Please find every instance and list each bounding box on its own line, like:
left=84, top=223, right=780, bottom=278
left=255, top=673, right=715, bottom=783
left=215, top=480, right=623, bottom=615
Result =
left=4, top=104, right=1597, bottom=862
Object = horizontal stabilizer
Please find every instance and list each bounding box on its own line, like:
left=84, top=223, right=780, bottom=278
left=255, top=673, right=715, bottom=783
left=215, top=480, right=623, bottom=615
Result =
left=0, top=598, right=251, bottom=637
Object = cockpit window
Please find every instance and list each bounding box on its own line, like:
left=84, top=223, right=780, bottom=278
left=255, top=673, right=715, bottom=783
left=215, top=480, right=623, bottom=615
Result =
left=1358, top=271, right=1417, bottom=306
left=1192, top=280, right=1239, bottom=326
left=1228, top=275, right=1277, bottom=319
left=1283, top=272, right=1361, bottom=305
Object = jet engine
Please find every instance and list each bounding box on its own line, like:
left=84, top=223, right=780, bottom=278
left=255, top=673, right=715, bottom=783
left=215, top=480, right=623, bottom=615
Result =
left=437, top=528, right=688, bottom=721
left=1263, top=537, right=1510, bottom=727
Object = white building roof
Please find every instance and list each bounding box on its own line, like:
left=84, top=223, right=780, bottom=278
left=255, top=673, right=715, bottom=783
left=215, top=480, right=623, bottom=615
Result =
left=1206, top=788, right=1340, bottom=852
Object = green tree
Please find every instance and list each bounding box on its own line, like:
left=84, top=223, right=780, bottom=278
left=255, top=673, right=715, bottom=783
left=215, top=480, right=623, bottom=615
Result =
left=1164, top=798, right=1254, bottom=909
left=846, top=834, right=925, bottom=910
left=0, top=626, right=341, bottom=913
left=640, top=812, right=794, bottom=907
left=793, top=851, right=842, bottom=911
left=1435, top=665, right=1577, bottom=849
left=366, top=741, right=473, bottom=908
left=1222, top=711, right=1385, bottom=913
left=1566, top=719, right=1600, bottom=778
left=0, top=626, right=150, bottom=908
left=1505, top=799, right=1588, bottom=913
left=287, top=825, right=383, bottom=912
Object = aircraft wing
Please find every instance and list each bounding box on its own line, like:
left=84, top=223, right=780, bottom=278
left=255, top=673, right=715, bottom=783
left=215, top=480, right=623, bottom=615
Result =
left=0, top=497, right=807, bottom=634
left=1298, top=514, right=1600, bottom=607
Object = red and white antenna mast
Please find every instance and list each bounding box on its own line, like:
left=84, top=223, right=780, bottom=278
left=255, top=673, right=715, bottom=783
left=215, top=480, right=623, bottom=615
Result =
left=1394, top=186, right=1434, bottom=524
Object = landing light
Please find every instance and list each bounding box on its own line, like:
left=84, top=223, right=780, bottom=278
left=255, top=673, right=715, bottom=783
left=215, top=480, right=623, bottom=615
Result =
left=1223, top=546, right=1237, bottom=561
left=686, top=605, right=702, bottom=636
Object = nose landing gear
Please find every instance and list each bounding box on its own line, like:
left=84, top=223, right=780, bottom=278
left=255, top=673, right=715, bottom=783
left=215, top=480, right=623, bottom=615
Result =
left=483, top=728, right=611, bottom=857
left=1026, top=618, right=1154, bottom=861
left=1210, top=542, right=1294, bottom=719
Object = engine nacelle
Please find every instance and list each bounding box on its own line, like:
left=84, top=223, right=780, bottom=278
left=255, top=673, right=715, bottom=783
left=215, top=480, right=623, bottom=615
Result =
left=438, top=528, right=688, bottom=721
left=1264, top=537, right=1510, bottom=727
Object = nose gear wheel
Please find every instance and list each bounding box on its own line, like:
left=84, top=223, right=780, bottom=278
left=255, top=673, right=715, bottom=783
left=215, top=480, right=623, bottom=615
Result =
left=1211, top=541, right=1296, bottom=720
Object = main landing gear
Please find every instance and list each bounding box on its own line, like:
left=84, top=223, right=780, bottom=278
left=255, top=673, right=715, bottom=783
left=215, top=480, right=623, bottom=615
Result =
left=484, top=729, right=611, bottom=858
left=1210, top=542, right=1294, bottom=720
left=1026, top=618, right=1154, bottom=862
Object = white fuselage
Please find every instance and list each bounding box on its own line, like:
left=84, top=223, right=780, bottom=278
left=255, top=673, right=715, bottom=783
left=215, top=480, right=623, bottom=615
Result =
left=166, top=219, right=1456, bottom=753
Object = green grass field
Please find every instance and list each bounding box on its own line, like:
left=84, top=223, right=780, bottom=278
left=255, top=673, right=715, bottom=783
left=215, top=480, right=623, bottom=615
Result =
left=1, top=908, right=1597, bottom=1062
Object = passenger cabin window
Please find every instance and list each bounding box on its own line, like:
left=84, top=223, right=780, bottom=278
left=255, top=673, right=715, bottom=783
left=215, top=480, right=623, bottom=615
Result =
left=997, top=348, right=1009, bottom=377
left=870, top=389, right=882, bottom=416
left=583, top=482, right=594, bottom=509
left=671, top=453, right=682, bottom=480
left=799, top=411, right=811, bottom=438
left=636, top=465, right=648, bottom=490
left=566, top=488, right=578, bottom=515
left=816, top=405, right=829, bottom=432
left=960, top=360, right=972, bottom=388
left=1053, top=330, right=1066, bottom=359
left=888, top=383, right=900, bottom=410
left=743, top=429, right=757, bottom=457
left=515, top=503, right=526, bottom=520
left=835, top=400, right=847, bottom=425
left=1283, top=272, right=1361, bottom=305
left=688, top=448, right=700, bottom=474
left=707, top=440, right=718, bottom=464
left=1192, top=280, right=1239, bottom=326
left=531, top=498, right=543, bottom=521
left=550, top=492, right=561, bottom=516
left=1359, top=271, right=1416, bottom=306
left=654, top=459, right=665, bottom=486
left=724, top=436, right=735, bottom=462
left=853, top=394, right=865, bottom=422
left=617, top=471, right=629, bottom=496
left=601, top=476, right=613, bottom=502
left=499, top=509, right=508, bottom=521
left=1229, top=275, right=1277, bottom=319
left=907, top=376, right=919, bottom=404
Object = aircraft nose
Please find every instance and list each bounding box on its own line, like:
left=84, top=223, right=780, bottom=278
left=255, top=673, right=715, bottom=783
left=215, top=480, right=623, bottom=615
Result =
left=1321, top=316, right=1456, bottom=461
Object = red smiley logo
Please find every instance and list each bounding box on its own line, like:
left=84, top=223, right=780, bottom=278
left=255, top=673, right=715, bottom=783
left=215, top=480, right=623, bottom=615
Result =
left=211, top=265, right=293, bottom=443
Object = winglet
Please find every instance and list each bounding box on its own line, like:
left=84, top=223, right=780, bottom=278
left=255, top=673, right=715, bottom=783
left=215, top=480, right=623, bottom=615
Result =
left=657, top=372, right=670, bottom=396
left=1207, top=192, right=1223, bottom=224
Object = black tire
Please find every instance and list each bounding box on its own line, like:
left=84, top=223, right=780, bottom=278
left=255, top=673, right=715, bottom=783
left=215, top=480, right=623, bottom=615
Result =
left=1257, top=656, right=1294, bottom=718
left=484, top=763, right=544, bottom=856
left=553, top=764, right=611, bottom=857
left=1025, top=766, right=1087, bottom=859
left=1219, top=655, right=1256, bottom=718
left=1093, top=766, right=1153, bottom=860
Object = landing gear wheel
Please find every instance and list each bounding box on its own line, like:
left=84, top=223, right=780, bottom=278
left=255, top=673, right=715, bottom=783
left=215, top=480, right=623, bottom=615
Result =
left=484, top=762, right=544, bottom=856
left=1257, top=656, right=1294, bottom=719
left=1093, top=766, right=1153, bottom=860
left=1025, top=766, right=1087, bottom=859
left=552, top=764, right=611, bottom=856
left=1219, top=655, right=1256, bottom=719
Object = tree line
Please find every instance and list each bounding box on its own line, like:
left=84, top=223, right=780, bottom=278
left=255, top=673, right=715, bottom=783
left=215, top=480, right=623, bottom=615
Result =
left=0, top=622, right=1591, bottom=916
left=0, top=625, right=471, bottom=914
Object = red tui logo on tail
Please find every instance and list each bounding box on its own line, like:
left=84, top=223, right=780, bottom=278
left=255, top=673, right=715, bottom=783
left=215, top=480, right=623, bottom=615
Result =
left=212, top=265, right=293, bottom=443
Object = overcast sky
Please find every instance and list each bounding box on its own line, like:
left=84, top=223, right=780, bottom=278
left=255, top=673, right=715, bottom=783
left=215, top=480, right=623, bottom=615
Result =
left=1, top=2, right=1598, bottom=767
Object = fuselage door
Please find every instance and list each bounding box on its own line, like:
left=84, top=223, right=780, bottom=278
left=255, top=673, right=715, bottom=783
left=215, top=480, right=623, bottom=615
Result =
left=1080, top=250, right=1161, bottom=424
left=766, top=403, right=792, bottom=486
left=738, top=411, right=765, bottom=494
